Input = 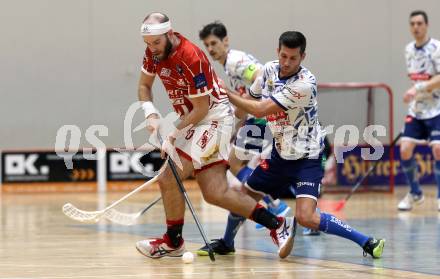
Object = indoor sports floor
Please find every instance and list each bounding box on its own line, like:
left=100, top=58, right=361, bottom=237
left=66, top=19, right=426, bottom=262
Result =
left=1, top=183, right=439, bottom=278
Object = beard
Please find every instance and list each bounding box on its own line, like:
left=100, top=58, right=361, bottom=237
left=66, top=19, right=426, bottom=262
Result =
left=154, top=35, right=173, bottom=61
left=163, top=35, right=173, bottom=59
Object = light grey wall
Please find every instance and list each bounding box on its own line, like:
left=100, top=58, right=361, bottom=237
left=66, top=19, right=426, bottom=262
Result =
left=1, top=0, right=439, bottom=148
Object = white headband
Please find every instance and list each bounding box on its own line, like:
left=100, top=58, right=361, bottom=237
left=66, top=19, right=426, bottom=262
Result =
left=140, top=21, right=172, bottom=36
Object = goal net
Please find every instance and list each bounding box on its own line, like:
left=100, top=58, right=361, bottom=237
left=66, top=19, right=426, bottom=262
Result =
left=318, top=83, right=395, bottom=193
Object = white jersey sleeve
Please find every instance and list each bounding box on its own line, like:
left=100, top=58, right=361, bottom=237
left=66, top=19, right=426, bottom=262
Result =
left=405, top=38, right=440, bottom=119
left=249, top=75, right=263, bottom=98
left=224, top=49, right=262, bottom=94
left=433, top=45, right=440, bottom=73
left=271, top=80, right=314, bottom=110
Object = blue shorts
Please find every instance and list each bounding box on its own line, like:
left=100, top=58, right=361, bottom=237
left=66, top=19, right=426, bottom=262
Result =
left=402, top=114, right=440, bottom=143
left=246, top=148, right=324, bottom=201
left=233, top=118, right=271, bottom=155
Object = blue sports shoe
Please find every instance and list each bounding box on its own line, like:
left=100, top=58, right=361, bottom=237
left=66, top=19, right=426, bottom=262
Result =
left=256, top=199, right=291, bottom=230
left=302, top=227, right=321, bottom=235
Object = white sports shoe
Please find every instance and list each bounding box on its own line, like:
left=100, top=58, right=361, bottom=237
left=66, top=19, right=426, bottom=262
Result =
left=397, top=192, right=424, bottom=211
left=136, top=234, right=185, bottom=258
left=256, top=200, right=291, bottom=230
left=270, top=217, right=297, bottom=258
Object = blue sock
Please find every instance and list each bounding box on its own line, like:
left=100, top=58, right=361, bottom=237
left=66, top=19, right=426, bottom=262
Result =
left=401, top=158, right=422, bottom=195
left=434, top=161, right=440, bottom=198
left=236, top=166, right=253, bottom=183
left=223, top=213, right=246, bottom=248
left=319, top=212, right=369, bottom=247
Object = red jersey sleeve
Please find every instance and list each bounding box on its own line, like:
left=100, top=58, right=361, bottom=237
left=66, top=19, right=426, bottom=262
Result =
left=181, top=58, right=215, bottom=98
left=141, top=49, right=156, bottom=76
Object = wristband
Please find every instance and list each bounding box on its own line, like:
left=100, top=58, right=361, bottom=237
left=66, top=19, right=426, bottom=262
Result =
left=142, top=101, right=160, bottom=118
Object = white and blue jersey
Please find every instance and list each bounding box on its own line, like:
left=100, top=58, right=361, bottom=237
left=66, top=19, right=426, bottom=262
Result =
left=224, top=49, right=268, bottom=154
left=405, top=38, right=440, bottom=119
left=224, top=49, right=262, bottom=95
left=245, top=62, right=324, bottom=201
left=403, top=38, right=440, bottom=143
left=250, top=61, right=324, bottom=160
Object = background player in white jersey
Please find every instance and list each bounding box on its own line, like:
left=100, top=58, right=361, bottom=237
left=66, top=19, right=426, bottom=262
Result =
left=399, top=11, right=440, bottom=211
left=196, top=22, right=291, bottom=255
left=226, top=31, right=385, bottom=258
left=135, top=12, right=295, bottom=259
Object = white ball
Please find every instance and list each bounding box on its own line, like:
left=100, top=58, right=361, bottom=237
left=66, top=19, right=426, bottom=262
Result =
left=182, top=251, right=194, bottom=264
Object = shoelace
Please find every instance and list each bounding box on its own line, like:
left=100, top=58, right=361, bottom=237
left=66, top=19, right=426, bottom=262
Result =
left=150, top=238, right=165, bottom=246
left=270, top=222, right=290, bottom=246
left=278, top=223, right=290, bottom=239
left=150, top=234, right=172, bottom=246
left=206, top=239, right=222, bottom=249
left=362, top=239, right=376, bottom=257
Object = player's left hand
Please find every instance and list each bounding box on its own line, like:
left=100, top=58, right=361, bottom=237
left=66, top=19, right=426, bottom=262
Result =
left=403, top=86, right=417, bottom=103
left=218, top=79, right=233, bottom=96
left=224, top=88, right=237, bottom=98
left=160, top=134, right=176, bottom=159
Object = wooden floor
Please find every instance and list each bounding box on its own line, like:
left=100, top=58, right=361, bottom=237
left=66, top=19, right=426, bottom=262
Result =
left=1, top=182, right=439, bottom=278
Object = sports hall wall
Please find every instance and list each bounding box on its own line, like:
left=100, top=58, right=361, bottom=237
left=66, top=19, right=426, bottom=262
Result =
left=1, top=0, right=439, bottom=149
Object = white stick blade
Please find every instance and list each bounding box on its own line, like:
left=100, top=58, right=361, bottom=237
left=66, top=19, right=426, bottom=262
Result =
left=104, top=209, right=140, bottom=226
left=62, top=203, right=102, bottom=224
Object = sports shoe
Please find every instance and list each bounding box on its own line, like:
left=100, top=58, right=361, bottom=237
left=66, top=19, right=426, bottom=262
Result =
left=270, top=217, right=297, bottom=258
left=256, top=200, right=291, bottom=230
left=135, top=234, right=185, bottom=258
left=398, top=192, right=424, bottom=211
left=196, top=238, right=235, bottom=256
left=362, top=238, right=385, bottom=258
left=302, top=227, right=321, bottom=236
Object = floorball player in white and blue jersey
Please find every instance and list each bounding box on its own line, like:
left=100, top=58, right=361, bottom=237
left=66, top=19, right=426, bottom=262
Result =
left=196, top=22, right=291, bottom=256
left=399, top=11, right=440, bottom=211
left=227, top=31, right=385, bottom=258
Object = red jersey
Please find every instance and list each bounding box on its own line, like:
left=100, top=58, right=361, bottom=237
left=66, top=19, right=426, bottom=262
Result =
left=142, top=33, right=231, bottom=121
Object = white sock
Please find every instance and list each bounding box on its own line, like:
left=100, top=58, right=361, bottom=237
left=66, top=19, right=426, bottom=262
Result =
left=226, top=170, right=242, bottom=188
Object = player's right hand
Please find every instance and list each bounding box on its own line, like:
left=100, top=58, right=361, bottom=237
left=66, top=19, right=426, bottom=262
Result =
left=146, top=114, right=160, bottom=134
left=403, top=86, right=416, bottom=103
